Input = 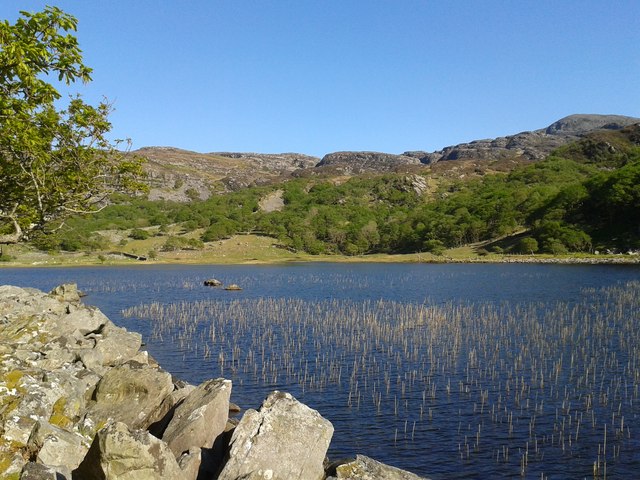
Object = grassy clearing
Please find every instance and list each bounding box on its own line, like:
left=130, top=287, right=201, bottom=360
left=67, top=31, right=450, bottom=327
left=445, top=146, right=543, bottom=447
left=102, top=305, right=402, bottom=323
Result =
left=0, top=234, right=638, bottom=267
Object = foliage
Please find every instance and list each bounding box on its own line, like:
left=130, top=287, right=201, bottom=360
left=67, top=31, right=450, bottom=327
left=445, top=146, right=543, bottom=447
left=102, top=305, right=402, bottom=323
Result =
left=515, top=237, right=539, bottom=254
left=161, top=236, right=203, bottom=252
left=129, top=228, right=150, bottom=240
left=0, top=6, right=146, bottom=244
left=28, top=133, right=640, bottom=256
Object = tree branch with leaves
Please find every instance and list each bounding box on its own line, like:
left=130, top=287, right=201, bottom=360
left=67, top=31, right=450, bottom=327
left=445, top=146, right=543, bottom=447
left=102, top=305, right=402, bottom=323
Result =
left=0, top=6, right=146, bottom=244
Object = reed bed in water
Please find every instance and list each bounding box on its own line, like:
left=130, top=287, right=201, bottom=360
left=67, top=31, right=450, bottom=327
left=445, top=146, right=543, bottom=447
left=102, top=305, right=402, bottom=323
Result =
left=123, top=281, right=640, bottom=478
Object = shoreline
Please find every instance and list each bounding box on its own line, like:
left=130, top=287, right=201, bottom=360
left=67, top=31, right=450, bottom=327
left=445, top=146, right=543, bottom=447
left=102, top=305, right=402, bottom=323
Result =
left=1, top=252, right=639, bottom=268
left=2, top=233, right=639, bottom=268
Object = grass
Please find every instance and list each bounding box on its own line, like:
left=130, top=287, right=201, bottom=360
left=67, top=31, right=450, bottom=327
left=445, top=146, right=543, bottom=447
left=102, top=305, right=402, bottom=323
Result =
left=0, top=234, right=639, bottom=267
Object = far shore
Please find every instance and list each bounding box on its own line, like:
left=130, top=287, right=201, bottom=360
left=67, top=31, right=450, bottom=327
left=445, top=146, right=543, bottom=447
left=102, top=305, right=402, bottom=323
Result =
left=1, top=247, right=639, bottom=269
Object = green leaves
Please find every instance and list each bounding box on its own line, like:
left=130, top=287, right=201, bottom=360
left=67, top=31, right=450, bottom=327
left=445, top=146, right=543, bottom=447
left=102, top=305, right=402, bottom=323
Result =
left=0, top=7, right=144, bottom=243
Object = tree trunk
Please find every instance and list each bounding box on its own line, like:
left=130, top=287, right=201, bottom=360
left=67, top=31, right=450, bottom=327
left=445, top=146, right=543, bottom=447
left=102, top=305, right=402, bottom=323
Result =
left=0, top=217, right=22, bottom=245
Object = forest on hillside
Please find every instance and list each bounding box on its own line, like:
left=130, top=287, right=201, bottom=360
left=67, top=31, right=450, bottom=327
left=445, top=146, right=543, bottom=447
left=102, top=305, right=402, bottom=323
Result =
left=28, top=126, right=640, bottom=257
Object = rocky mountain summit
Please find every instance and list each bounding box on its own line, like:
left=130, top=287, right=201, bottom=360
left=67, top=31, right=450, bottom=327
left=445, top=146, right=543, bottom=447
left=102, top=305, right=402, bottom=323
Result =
left=135, top=114, right=639, bottom=198
left=408, top=114, right=640, bottom=164
left=315, top=151, right=422, bottom=174
left=318, top=114, right=639, bottom=172
left=138, top=147, right=319, bottom=201
left=0, top=284, right=427, bottom=479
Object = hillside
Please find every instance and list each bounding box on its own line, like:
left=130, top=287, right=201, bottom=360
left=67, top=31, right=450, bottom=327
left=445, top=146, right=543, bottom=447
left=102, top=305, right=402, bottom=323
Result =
left=139, top=148, right=319, bottom=201
left=8, top=113, right=639, bottom=263
left=136, top=114, right=639, bottom=197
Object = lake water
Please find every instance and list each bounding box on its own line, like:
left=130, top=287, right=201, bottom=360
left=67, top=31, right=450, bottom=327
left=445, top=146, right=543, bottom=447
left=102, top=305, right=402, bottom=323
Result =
left=2, top=263, right=640, bottom=479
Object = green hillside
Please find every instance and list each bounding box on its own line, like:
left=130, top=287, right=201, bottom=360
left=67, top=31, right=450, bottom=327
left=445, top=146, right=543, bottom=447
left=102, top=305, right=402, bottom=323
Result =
left=25, top=125, right=640, bottom=259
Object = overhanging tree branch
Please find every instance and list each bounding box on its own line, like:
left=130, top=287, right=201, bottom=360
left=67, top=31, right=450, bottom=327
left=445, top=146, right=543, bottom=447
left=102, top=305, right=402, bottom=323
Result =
left=0, top=6, right=146, bottom=245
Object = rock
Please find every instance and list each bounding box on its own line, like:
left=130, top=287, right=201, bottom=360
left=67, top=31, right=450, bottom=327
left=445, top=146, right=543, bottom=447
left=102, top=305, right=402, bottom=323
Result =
left=73, top=421, right=186, bottom=480
left=2, top=372, right=72, bottom=447
left=333, top=455, right=428, bottom=479
left=28, top=420, right=89, bottom=470
left=88, top=322, right=142, bottom=367
left=45, top=366, right=102, bottom=423
left=217, top=391, right=333, bottom=480
left=316, top=151, right=421, bottom=174
left=20, top=461, right=71, bottom=480
left=162, top=378, right=231, bottom=458
left=177, top=447, right=202, bottom=480
left=544, top=114, right=638, bottom=136
left=146, top=383, right=196, bottom=438
left=1, top=452, right=27, bottom=478
left=86, top=363, right=173, bottom=429
left=224, top=284, right=242, bottom=291
left=49, top=283, right=81, bottom=304
left=258, top=190, right=285, bottom=213
left=204, top=279, right=223, bottom=287
left=138, top=147, right=319, bottom=200
left=410, top=114, right=640, bottom=165
left=57, top=306, right=110, bottom=337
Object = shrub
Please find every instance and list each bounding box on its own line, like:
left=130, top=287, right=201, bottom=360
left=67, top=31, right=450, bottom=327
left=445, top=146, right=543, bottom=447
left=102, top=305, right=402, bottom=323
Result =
left=515, top=237, right=539, bottom=254
left=423, top=239, right=445, bottom=256
left=129, top=228, right=150, bottom=240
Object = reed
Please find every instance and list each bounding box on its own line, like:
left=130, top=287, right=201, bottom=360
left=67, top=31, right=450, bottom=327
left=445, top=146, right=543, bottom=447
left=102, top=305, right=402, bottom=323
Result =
left=121, top=279, right=640, bottom=478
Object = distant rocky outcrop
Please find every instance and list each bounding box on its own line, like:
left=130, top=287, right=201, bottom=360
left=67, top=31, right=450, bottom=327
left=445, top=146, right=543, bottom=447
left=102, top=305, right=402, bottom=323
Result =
left=137, top=147, right=319, bottom=200
left=405, top=114, right=640, bottom=165
left=315, top=151, right=422, bottom=174
left=135, top=114, right=639, bottom=194
left=212, top=152, right=319, bottom=171
left=0, top=284, right=428, bottom=479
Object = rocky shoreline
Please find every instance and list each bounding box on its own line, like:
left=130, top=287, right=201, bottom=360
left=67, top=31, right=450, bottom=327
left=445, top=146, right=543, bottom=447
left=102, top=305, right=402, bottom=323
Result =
left=0, top=284, right=427, bottom=479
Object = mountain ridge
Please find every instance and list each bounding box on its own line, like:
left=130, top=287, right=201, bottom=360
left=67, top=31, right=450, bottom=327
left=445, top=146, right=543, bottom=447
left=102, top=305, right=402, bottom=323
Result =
left=135, top=114, right=639, bottom=200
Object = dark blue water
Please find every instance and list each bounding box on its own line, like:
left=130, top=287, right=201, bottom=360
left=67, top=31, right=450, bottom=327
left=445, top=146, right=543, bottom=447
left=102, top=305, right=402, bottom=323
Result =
left=2, top=263, right=640, bottom=479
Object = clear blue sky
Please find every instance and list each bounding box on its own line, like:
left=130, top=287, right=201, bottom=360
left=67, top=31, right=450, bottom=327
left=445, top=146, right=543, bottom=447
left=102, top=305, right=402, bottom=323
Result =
left=3, top=1, right=639, bottom=157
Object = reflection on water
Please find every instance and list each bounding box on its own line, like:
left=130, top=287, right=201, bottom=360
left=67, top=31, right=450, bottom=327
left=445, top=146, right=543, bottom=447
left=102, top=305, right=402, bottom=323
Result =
left=2, top=263, right=640, bottom=479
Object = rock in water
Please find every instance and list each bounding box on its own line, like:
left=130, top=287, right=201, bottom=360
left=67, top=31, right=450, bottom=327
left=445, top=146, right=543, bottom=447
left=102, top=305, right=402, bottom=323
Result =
left=73, top=422, right=186, bottom=480
left=217, top=391, right=333, bottom=480
left=334, top=454, right=429, bottom=479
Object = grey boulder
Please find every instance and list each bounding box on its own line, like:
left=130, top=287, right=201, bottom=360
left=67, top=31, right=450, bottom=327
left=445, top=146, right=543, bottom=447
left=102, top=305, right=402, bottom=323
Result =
left=73, top=422, right=185, bottom=480
left=333, top=455, right=429, bottom=479
left=86, top=363, right=174, bottom=429
left=162, top=378, right=231, bottom=458
left=218, top=391, right=333, bottom=480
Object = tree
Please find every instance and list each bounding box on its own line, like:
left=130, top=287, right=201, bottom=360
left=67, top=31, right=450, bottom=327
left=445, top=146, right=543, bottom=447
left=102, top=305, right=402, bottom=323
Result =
left=0, top=6, right=145, bottom=244
left=515, top=237, right=538, bottom=254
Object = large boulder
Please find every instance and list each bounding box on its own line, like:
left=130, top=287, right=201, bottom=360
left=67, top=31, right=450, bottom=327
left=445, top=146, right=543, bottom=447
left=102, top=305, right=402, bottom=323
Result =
left=1, top=370, right=74, bottom=447
left=162, top=378, right=231, bottom=457
left=20, top=461, right=71, bottom=480
left=73, top=422, right=186, bottom=480
left=49, top=283, right=82, bottom=304
left=146, top=382, right=196, bottom=438
left=217, top=391, right=333, bottom=480
left=55, top=305, right=110, bottom=337
left=86, top=363, right=174, bottom=430
left=27, top=420, right=88, bottom=470
left=88, top=322, right=142, bottom=367
left=333, top=455, right=428, bottom=479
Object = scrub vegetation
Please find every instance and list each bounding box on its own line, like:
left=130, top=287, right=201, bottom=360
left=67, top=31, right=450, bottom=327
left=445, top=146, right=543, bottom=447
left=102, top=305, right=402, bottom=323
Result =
left=30, top=125, right=640, bottom=260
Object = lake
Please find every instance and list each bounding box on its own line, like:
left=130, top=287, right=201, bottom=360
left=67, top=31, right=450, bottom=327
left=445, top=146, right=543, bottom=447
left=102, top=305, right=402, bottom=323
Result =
left=2, top=263, right=640, bottom=478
